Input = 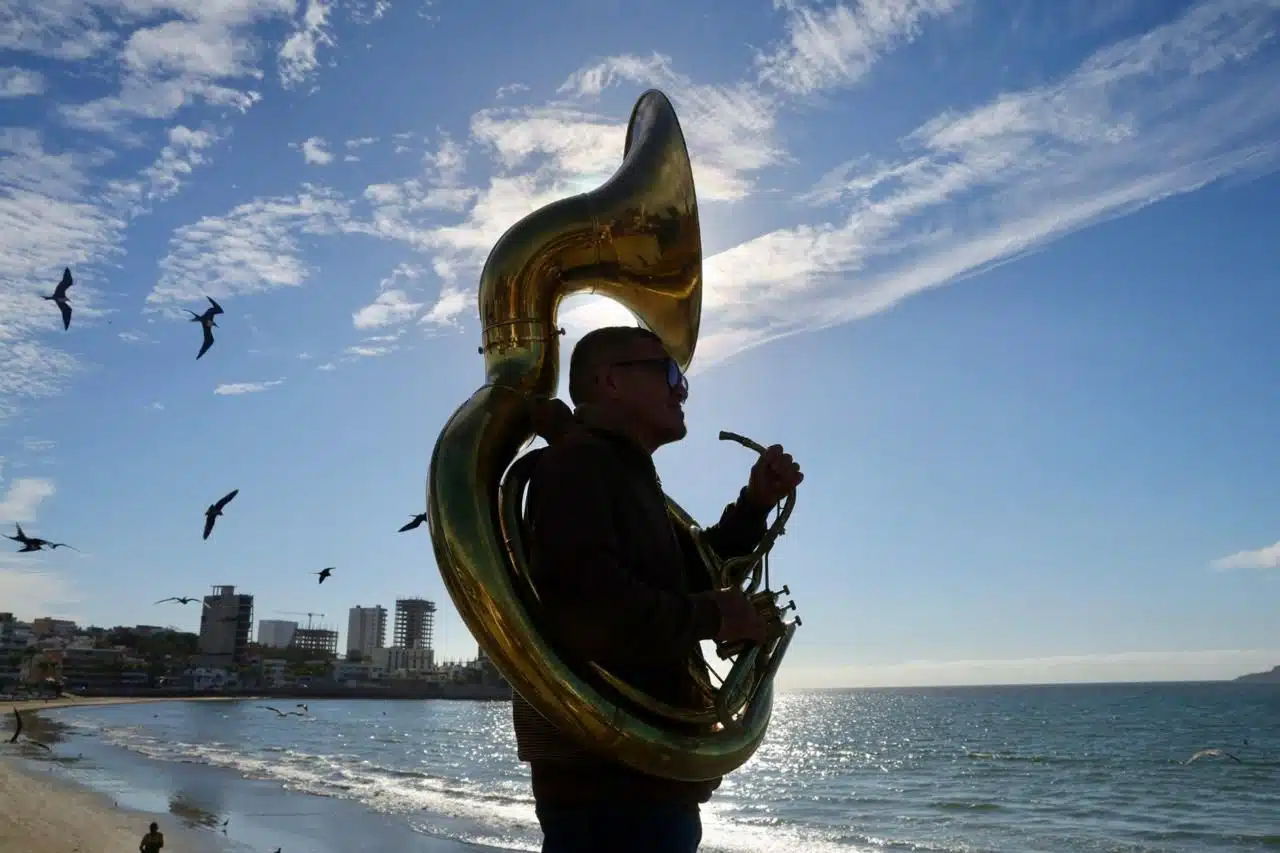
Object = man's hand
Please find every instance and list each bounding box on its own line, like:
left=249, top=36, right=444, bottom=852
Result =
left=745, top=444, right=803, bottom=509
left=711, top=589, right=768, bottom=646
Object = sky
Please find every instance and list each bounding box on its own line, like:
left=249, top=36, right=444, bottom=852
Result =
left=1, top=0, right=1279, bottom=689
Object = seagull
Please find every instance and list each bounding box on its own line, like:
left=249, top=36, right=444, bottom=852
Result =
left=187, top=296, right=224, bottom=360
left=1184, top=748, right=1242, bottom=764
left=203, top=489, right=239, bottom=540
left=261, top=706, right=304, bottom=718
left=154, top=596, right=209, bottom=608
left=42, top=268, right=74, bottom=330
left=314, top=567, right=334, bottom=584
left=398, top=513, right=428, bottom=533
left=6, top=523, right=78, bottom=553
left=6, top=708, right=51, bottom=751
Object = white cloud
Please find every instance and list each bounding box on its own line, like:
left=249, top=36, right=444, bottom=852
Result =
left=299, top=136, right=334, bottom=165
left=213, top=379, right=285, bottom=395
left=147, top=187, right=354, bottom=308
left=755, top=0, right=961, bottom=95
left=353, top=264, right=426, bottom=331
left=1211, top=541, right=1280, bottom=571
left=20, top=438, right=54, bottom=453
left=0, top=67, right=45, bottom=97
left=344, top=344, right=393, bottom=358
left=0, top=477, right=55, bottom=523
left=279, top=0, right=336, bottom=90
left=676, top=0, right=1280, bottom=370
left=353, top=289, right=422, bottom=329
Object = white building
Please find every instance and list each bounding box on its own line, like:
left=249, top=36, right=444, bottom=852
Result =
left=257, top=619, right=297, bottom=648
left=346, top=606, right=387, bottom=659
left=371, top=646, right=435, bottom=676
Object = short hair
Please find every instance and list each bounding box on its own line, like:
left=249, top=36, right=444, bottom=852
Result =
left=149, top=823, right=158, bottom=831
left=567, top=325, right=663, bottom=406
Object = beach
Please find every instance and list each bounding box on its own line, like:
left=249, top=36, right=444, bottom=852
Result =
left=0, top=753, right=222, bottom=853
left=2, top=696, right=236, bottom=853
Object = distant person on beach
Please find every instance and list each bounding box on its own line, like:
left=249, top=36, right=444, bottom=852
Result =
left=514, top=325, right=804, bottom=853
left=139, top=822, right=164, bottom=853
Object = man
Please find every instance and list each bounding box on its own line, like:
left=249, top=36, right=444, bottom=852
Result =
left=514, top=325, right=804, bottom=853
left=139, top=821, right=164, bottom=853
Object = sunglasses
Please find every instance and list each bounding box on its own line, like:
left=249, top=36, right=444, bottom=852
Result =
left=611, top=356, right=689, bottom=394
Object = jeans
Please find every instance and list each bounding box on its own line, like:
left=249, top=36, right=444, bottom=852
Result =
left=535, top=801, right=703, bottom=853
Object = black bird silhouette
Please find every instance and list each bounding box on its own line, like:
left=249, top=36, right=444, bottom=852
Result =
left=186, top=295, right=224, bottom=360
left=7, top=707, right=51, bottom=751
left=6, top=523, right=77, bottom=552
left=154, top=596, right=210, bottom=608
left=42, top=268, right=74, bottom=330
left=261, top=706, right=304, bottom=718
left=315, top=567, right=334, bottom=584
left=203, top=489, right=239, bottom=540
left=398, top=513, right=428, bottom=533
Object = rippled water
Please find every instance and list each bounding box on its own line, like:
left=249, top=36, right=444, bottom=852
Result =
left=47, top=682, right=1280, bottom=852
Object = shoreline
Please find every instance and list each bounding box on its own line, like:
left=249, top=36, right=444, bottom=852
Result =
left=0, top=753, right=226, bottom=853
left=9, top=696, right=503, bottom=853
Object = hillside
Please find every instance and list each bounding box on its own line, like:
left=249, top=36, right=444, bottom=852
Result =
left=1234, top=665, right=1280, bottom=683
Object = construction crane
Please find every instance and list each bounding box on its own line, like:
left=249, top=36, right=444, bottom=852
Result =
left=275, top=610, right=325, bottom=630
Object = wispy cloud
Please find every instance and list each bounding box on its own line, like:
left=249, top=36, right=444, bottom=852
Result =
left=296, top=136, right=335, bottom=165
left=755, top=0, right=960, bottom=95
left=684, top=0, right=1280, bottom=369
left=353, top=264, right=426, bottom=329
left=213, top=380, right=285, bottom=396
left=1210, top=541, right=1280, bottom=571
left=0, top=67, right=45, bottom=98
left=0, top=477, right=55, bottom=523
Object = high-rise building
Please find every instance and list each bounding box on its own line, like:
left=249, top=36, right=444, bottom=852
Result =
left=393, top=598, right=435, bottom=650
left=198, top=585, right=254, bottom=663
left=257, top=619, right=297, bottom=648
left=346, top=606, right=386, bottom=659
left=291, top=628, right=339, bottom=656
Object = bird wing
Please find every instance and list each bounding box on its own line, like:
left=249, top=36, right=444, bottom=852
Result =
left=207, top=296, right=224, bottom=315
left=215, top=489, right=239, bottom=511
left=14, top=523, right=25, bottom=539
left=54, top=268, right=73, bottom=298
left=155, top=597, right=179, bottom=604
left=197, top=322, right=215, bottom=359
left=8, top=708, right=19, bottom=743
left=57, top=300, right=72, bottom=330
left=49, top=542, right=79, bottom=552
left=398, top=515, right=424, bottom=532
left=202, top=513, right=216, bottom=540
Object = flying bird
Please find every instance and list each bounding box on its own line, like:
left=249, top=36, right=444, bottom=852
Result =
left=261, top=706, right=304, bottom=718
left=203, top=489, right=239, bottom=540
left=6, top=523, right=77, bottom=553
left=398, top=513, right=428, bottom=533
left=7, top=708, right=51, bottom=751
left=315, top=567, right=334, bottom=584
left=42, top=268, right=74, bottom=330
left=187, top=295, right=224, bottom=360
left=1184, top=748, right=1242, bottom=764
left=154, top=596, right=209, bottom=607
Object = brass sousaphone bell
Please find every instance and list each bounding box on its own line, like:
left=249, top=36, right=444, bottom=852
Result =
left=425, top=89, right=801, bottom=782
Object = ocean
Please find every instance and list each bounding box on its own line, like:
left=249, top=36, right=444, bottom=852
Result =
left=29, top=682, right=1280, bottom=852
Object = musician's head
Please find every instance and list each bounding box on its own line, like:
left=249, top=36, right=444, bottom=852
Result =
left=569, top=325, right=689, bottom=451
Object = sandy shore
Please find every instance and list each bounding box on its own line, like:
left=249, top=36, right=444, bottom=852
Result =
left=0, top=696, right=244, bottom=853
left=0, top=755, right=222, bottom=853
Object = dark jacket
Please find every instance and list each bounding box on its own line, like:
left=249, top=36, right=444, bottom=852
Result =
left=511, top=423, right=770, bottom=805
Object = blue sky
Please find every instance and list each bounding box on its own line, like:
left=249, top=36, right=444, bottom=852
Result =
left=1, top=0, right=1278, bottom=688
